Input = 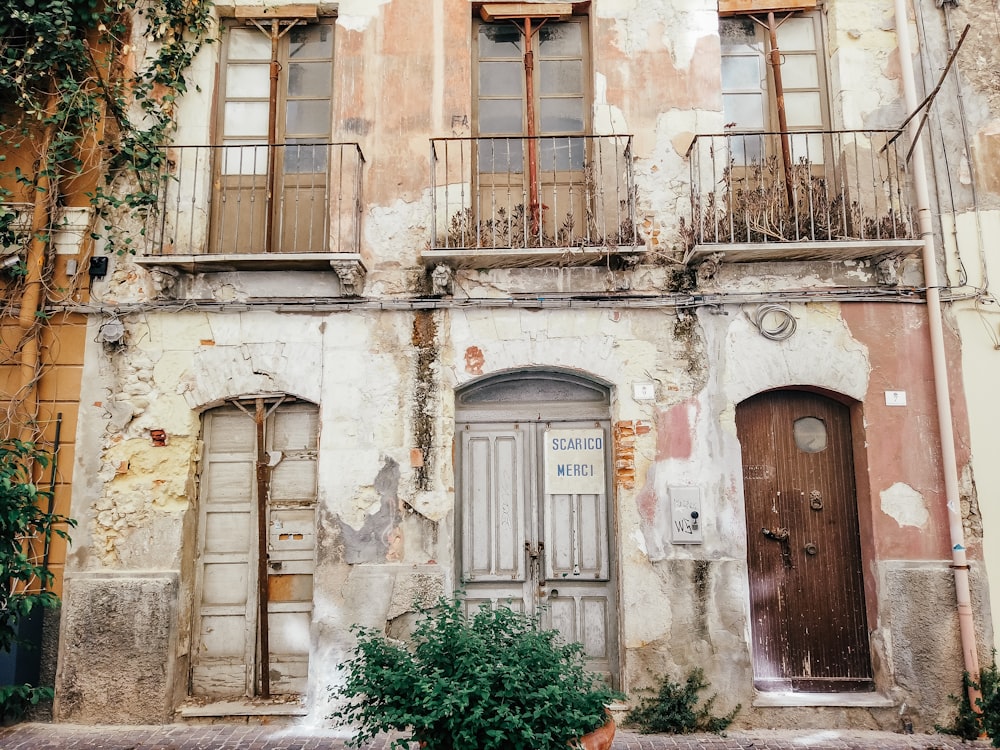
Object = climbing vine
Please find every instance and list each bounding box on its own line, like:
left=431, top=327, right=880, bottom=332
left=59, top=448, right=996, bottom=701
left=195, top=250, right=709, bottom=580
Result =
left=0, top=0, right=214, bottom=255
left=0, top=0, right=213, bottom=441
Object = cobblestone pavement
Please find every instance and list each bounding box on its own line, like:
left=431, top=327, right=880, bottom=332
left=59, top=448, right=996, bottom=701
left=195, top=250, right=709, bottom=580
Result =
left=0, top=723, right=993, bottom=750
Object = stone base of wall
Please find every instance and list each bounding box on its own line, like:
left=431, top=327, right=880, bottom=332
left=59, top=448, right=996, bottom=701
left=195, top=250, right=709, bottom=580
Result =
left=55, top=574, right=178, bottom=724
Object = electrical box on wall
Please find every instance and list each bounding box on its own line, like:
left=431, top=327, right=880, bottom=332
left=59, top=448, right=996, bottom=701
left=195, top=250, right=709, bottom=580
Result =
left=669, top=486, right=703, bottom=544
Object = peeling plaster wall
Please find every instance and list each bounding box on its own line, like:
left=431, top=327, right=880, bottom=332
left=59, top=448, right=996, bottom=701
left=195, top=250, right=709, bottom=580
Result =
left=924, top=0, right=1000, bottom=633
left=56, top=0, right=996, bottom=732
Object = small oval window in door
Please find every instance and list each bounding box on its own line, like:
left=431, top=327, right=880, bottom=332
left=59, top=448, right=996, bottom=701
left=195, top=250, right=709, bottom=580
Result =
left=793, top=416, right=827, bottom=453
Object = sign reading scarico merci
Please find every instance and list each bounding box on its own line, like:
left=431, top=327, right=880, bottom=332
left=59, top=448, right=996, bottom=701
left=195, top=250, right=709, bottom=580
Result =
left=543, top=428, right=607, bottom=495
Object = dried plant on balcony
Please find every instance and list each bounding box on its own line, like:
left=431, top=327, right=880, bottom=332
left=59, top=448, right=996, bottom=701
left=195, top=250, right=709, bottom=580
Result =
left=439, top=200, right=637, bottom=255
left=434, top=156, right=639, bottom=260
left=695, top=155, right=909, bottom=245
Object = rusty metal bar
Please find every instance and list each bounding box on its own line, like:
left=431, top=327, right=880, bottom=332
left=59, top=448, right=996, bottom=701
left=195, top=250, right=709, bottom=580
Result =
left=523, top=17, right=541, bottom=237
left=254, top=397, right=271, bottom=698
left=766, top=12, right=795, bottom=210
left=264, top=21, right=281, bottom=255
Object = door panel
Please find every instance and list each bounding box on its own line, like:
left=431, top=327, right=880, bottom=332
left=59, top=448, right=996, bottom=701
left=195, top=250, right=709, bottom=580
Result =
left=192, top=402, right=317, bottom=699
left=461, top=426, right=528, bottom=583
left=736, top=390, right=872, bottom=692
left=212, top=22, right=333, bottom=255
left=459, top=418, right=617, bottom=685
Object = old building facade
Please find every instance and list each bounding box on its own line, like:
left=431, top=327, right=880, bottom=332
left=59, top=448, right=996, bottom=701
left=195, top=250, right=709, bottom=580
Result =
left=21, top=0, right=998, bottom=732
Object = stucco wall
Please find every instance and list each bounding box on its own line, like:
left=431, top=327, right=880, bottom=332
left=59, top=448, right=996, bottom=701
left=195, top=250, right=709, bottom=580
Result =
left=53, top=0, right=996, bottom=733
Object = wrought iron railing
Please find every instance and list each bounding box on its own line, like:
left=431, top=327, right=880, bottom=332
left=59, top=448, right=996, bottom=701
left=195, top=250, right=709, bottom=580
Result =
left=144, top=143, right=364, bottom=256
left=430, top=135, right=639, bottom=252
left=689, top=130, right=914, bottom=246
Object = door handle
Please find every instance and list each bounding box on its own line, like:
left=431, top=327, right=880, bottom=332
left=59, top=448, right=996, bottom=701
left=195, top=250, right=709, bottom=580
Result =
left=761, top=527, right=793, bottom=568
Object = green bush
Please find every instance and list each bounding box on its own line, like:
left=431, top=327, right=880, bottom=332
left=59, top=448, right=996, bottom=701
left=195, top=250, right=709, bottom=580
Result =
left=939, top=657, right=1000, bottom=745
left=330, top=595, right=623, bottom=750
left=624, top=667, right=739, bottom=734
left=0, top=439, right=75, bottom=723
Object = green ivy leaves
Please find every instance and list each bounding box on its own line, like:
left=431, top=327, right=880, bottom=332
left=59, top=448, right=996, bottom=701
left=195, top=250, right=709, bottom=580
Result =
left=0, top=0, right=214, bottom=255
left=0, top=440, right=76, bottom=720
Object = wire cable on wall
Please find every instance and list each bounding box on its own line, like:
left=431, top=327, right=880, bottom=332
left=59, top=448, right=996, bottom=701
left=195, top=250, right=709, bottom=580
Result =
left=745, top=303, right=797, bottom=341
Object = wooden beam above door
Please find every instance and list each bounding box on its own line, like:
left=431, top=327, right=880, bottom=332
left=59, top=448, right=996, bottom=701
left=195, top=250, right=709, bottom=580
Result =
left=479, top=3, right=575, bottom=21
left=718, top=0, right=816, bottom=16
left=235, top=4, right=318, bottom=19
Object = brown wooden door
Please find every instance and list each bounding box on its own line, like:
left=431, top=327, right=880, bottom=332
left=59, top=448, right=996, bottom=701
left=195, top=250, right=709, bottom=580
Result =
left=736, top=390, right=873, bottom=692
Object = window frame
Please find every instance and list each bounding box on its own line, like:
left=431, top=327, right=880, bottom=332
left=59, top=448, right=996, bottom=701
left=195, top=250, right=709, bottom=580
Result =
left=216, top=17, right=335, bottom=148
left=720, top=11, right=831, bottom=135
left=472, top=14, right=592, bottom=143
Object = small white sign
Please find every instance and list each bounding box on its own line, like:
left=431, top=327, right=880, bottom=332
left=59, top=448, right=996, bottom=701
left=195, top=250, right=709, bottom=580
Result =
left=544, top=428, right=606, bottom=495
left=633, top=382, right=655, bottom=401
left=885, top=390, right=907, bottom=407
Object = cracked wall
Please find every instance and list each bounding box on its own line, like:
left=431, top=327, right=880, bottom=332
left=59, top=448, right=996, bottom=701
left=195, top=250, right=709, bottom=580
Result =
left=55, top=0, right=993, bottom=731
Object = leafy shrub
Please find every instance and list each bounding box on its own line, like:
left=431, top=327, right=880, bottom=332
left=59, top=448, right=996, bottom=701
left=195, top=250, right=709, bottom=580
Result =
left=330, top=595, right=623, bottom=750
left=624, top=667, right=739, bottom=734
left=0, top=440, right=75, bottom=723
left=0, top=684, right=53, bottom=724
left=939, top=657, right=1000, bottom=745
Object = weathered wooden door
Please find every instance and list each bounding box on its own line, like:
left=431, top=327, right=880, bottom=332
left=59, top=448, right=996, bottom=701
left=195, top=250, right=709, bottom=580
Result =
left=474, top=18, right=589, bottom=243
left=736, top=390, right=872, bottom=692
left=212, top=21, right=333, bottom=254
left=456, top=373, right=618, bottom=686
left=191, top=400, right=318, bottom=698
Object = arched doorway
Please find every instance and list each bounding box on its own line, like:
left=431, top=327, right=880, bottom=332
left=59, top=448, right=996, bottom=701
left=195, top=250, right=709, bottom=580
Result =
left=736, top=389, right=873, bottom=692
left=190, top=396, right=318, bottom=698
left=455, top=370, right=619, bottom=686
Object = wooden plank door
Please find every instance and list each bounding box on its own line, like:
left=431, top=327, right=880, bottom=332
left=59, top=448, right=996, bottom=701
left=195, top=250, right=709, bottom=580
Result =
left=736, top=390, right=873, bottom=692
left=191, top=402, right=317, bottom=698
left=459, top=420, right=618, bottom=685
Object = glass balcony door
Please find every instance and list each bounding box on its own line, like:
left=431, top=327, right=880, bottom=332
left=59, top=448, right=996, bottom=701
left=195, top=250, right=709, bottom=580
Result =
left=474, top=18, right=589, bottom=245
left=213, top=21, right=333, bottom=254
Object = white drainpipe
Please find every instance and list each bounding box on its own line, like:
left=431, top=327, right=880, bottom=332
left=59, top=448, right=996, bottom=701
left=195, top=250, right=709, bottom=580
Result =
left=894, top=0, right=980, bottom=688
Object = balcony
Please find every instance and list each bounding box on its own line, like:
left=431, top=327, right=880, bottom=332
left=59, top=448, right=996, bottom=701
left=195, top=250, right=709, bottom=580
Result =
left=426, top=135, right=644, bottom=268
left=137, top=143, right=365, bottom=275
left=687, top=130, right=923, bottom=264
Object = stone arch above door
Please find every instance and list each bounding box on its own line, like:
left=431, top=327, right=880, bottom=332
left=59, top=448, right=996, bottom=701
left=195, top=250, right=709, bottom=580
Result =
left=456, top=367, right=612, bottom=413
left=181, top=342, right=323, bottom=411
left=722, top=310, right=869, bottom=405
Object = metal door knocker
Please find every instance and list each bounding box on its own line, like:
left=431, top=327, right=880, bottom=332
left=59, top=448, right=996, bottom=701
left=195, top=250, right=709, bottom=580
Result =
left=809, top=490, right=823, bottom=510
left=804, top=542, right=818, bottom=556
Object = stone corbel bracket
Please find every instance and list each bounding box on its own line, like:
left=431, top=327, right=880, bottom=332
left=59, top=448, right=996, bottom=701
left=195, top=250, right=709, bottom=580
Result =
left=430, top=263, right=454, bottom=297
left=331, top=258, right=368, bottom=297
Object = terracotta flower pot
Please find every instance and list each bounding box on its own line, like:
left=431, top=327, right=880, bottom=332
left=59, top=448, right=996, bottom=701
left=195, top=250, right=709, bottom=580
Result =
left=417, top=713, right=616, bottom=750
left=577, top=713, right=616, bottom=750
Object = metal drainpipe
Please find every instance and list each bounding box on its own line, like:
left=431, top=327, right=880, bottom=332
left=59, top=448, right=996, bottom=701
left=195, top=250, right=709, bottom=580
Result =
left=894, top=0, right=981, bottom=692
left=16, top=116, right=55, bottom=444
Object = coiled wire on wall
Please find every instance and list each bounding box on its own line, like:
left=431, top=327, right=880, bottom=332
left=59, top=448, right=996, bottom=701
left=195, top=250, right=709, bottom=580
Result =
left=744, top=303, right=797, bottom=341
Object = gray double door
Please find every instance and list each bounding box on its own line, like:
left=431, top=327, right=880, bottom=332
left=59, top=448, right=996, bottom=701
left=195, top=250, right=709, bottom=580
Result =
left=456, top=376, right=618, bottom=686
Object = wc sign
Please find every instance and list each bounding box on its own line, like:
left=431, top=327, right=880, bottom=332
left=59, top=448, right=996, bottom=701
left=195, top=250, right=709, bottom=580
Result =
left=543, top=428, right=606, bottom=495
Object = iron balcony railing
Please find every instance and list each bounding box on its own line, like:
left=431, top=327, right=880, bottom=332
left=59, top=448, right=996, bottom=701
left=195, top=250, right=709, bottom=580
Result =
left=689, top=130, right=915, bottom=247
left=430, top=135, right=640, bottom=252
left=145, top=142, right=364, bottom=256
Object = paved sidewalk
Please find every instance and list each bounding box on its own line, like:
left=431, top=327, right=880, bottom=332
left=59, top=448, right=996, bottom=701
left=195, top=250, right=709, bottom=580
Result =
left=0, top=723, right=994, bottom=749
